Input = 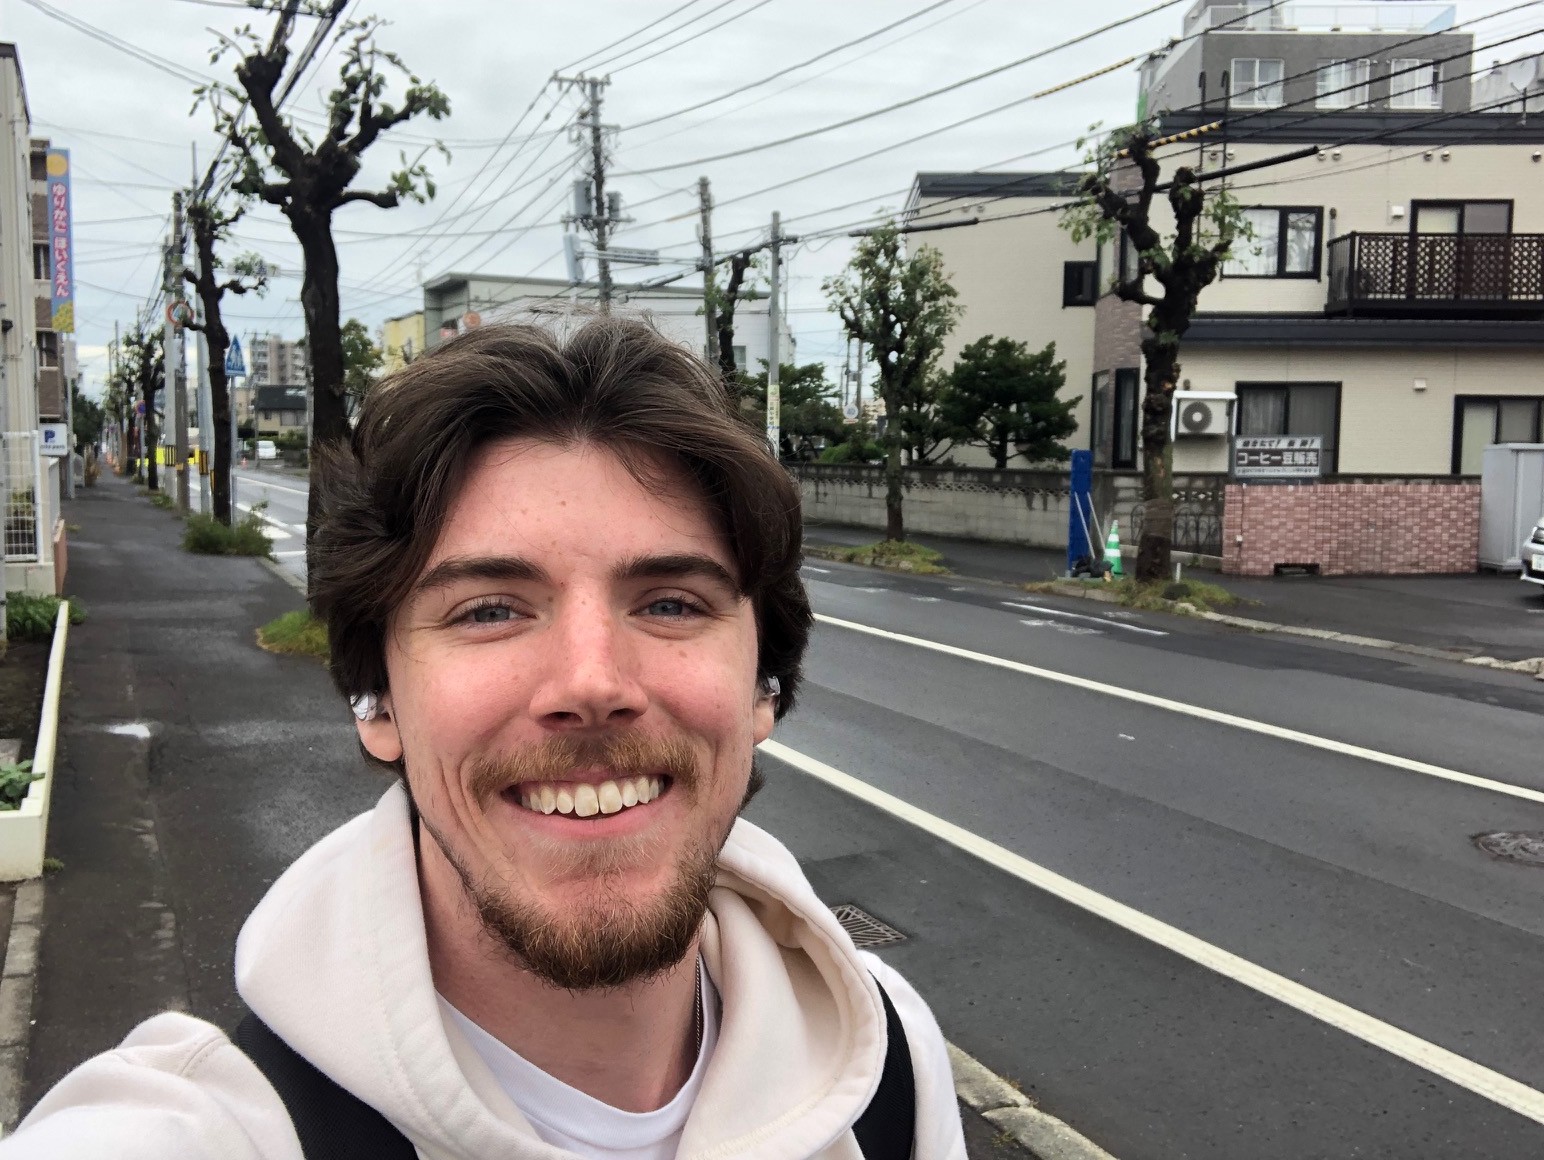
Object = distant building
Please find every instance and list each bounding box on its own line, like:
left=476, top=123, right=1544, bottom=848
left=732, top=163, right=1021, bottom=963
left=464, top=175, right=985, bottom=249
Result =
left=248, top=333, right=306, bottom=387
left=381, top=310, right=424, bottom=373
left=422, top=273, right=792, bottom=369
left=254, top=385, right=307, bottom=438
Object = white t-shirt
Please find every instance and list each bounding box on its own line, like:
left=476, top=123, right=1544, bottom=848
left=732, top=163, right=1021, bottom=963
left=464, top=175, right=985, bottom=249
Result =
left=439, top=964, right=719, bottom=1160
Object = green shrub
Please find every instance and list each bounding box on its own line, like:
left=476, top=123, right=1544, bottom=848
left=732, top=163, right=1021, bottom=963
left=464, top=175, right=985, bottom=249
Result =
left=0, top=760, right=40, bottom=810
left=819, top=439, right=884, bottom=464
left=5, top=592, right=85, bottom=641
left=823, top=540, right=948, bottom=574
left=257, top=610, right=329, bottom=660
left=148, top=492, right=176, bottom=510
left=183, top=507, right=274, bottom=559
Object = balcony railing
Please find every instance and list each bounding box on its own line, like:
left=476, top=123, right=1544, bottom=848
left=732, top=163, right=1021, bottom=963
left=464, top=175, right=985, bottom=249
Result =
left=1326, top=231, right=1544, bottom=317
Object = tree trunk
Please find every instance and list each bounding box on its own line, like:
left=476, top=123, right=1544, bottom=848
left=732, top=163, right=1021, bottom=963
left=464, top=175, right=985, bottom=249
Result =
left=141, top=378, right=159, bottom=491
left=993, top=429, right=1008, bottom=471
left=881, top=383, right=905, bottom=542
left=190, top=225, right=235, bottom=526
left=292, top=207, right=345, bottom=551
left=1135, top=335, right=1179, bottom=583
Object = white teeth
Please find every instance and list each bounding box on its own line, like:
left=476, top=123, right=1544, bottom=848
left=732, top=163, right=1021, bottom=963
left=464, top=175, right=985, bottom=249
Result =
left=573, top=784, right=600, bottom=818
left=517, top=775, right=664, bottom=815
left=555, top=787, right=575, bottom=815
left=539, top=785, right=556, bottom=814
left=597, top=780, right=624, bottom=815
left=620, top=779, right=639, bottom=808
left=651, top=776, right=663, bottom=800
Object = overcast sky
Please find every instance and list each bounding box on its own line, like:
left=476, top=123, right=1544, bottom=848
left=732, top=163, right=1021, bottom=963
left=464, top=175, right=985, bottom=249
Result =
left=3, top=0, right=1539, bottom=397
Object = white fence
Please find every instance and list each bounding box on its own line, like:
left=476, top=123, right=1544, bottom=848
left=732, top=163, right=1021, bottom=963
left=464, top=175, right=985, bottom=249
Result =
left=2, top=432, right=47, bottom=564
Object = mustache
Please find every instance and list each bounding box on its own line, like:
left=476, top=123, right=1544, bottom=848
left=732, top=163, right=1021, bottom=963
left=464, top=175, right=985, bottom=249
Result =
left=467, top=733, right=700, bottom=806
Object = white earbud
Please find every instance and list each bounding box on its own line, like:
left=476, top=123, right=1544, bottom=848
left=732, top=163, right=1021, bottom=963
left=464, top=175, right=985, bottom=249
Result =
left=761, top=676, right=781, bottom=700
left=350, top=693, right=381, bottom=722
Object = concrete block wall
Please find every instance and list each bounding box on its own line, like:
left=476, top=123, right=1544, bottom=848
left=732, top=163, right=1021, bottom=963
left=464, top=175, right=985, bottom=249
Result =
left=1222, top=481, right=1480, bottom=576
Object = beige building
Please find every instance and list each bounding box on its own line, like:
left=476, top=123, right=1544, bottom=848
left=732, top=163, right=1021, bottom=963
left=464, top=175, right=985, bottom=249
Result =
left=381, top=310, right=424, bottom=373
left=903, top=173, right=1095, bottom=469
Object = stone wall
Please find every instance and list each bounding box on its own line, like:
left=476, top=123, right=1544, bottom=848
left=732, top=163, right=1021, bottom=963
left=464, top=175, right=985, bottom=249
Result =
left=1222, top=480, right=1480, bottom=576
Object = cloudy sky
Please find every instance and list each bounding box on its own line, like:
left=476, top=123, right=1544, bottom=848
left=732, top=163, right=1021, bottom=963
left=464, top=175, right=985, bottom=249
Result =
left=4, top=0, right=1539, bottom=396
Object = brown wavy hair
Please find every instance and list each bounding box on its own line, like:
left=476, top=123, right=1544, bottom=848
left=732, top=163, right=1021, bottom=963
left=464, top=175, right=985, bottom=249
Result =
left=308, top=317, right=811, bottom=731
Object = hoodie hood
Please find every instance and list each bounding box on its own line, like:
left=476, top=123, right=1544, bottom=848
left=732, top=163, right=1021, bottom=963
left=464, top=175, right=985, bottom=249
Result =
left=235, top=784, right=888, bottom=1160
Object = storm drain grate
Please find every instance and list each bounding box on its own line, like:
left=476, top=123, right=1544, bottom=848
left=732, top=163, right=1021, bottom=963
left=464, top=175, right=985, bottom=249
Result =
left=831, top=904, right=907, bottom=949
left=1473, top=831, right=1544, bottom=867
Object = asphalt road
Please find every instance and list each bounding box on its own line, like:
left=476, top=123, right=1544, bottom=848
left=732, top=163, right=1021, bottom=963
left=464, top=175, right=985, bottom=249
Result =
left=232, top=464, right=310, bottom=582
left=33, top=473, right=1544, bottom=1157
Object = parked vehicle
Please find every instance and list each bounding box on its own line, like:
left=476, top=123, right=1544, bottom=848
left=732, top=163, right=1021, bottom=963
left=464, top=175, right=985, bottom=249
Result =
left=1522, top=515, right=1544, bottom=591
left=256, top=440, right=278, bottom=461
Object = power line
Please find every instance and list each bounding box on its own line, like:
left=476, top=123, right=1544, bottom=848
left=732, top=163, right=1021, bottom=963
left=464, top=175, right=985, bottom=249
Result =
left=583, top=0, right=741, bottom=74
left=610, top=0, right=777, bottom=75
left=18, top=0, right=212, bottom=85
left=555, top=0, right=703, bottom=73
left=617, top=0, right=1187, bottom=176
left=621, top=0, right=958, bottom=132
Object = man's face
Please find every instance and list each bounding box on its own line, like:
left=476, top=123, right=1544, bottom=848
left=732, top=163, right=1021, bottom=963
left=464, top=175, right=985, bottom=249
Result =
left=358, top=438, right=775, bottom=988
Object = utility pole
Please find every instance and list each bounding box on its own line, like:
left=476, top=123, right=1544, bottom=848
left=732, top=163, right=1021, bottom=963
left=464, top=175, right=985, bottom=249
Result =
left=698, top=176, right=716, bottom=364
left=766, top=211, right=781, bottom=455
left=168, top=191, right=190, bottom=513
left=585, top=76, right=613, bottom=311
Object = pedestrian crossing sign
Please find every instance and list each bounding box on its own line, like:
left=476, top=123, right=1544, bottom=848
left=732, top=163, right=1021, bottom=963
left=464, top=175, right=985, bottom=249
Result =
left=225, top=336, right=247, bottom=378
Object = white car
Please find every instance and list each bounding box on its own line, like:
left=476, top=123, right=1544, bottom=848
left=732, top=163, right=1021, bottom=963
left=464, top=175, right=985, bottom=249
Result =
left=256, top=440, right=278, bottom=461
left=1523, top=514, right=1544, bottom=590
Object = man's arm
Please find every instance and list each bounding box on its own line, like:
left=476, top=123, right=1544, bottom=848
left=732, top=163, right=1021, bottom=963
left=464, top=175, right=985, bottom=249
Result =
left=1, top=1012, right=299, bottom=1159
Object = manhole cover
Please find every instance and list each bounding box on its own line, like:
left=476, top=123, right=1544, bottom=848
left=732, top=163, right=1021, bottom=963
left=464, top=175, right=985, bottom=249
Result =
left=1473, top=831, right=1544, bottom=867
left=830, top=904, right=907, bottom=949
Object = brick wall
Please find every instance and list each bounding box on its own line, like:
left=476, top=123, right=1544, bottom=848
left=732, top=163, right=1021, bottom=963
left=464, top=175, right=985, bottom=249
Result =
left=1222, top=481, right=1480, bottom=576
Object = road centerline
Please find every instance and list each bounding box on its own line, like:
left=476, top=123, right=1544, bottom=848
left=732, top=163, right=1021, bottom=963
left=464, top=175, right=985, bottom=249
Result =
left=1003, top=600, right=1168, bottom=636
left=760, top=738, right=1544, bottom=1127
left=813, top=612, right=1544, bottom=807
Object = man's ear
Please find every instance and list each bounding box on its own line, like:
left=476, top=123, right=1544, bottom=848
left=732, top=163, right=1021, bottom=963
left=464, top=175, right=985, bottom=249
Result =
left=355, top=694, right=402, bottom=764
left=752, top=676, right=778, bottom=745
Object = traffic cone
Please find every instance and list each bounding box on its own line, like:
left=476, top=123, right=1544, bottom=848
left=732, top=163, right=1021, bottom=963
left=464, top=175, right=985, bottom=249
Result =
left=1104, top=521, right=1123, bottom=578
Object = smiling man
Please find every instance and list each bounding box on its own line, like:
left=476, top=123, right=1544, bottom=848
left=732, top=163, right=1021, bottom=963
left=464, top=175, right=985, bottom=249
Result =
left=5, top=319, right=965, bottom=1160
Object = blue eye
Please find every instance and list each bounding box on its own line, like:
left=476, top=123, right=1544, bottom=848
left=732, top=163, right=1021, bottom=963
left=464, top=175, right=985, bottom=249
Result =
left=468, top=603, right=514, bottom=624
left=646, top=597, right=699, bottom=618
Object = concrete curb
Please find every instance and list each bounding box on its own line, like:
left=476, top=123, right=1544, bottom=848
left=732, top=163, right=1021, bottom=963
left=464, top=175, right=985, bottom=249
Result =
left=949, top=1042, right=1116, bottom=1160
left=0, top=880, right=45, bottom=1133
left=259, top=556, right=308, bottom=597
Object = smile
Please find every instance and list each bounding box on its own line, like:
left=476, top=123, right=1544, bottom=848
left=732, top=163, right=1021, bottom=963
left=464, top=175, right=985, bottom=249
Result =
left=512, top=775, right=668, bottom=818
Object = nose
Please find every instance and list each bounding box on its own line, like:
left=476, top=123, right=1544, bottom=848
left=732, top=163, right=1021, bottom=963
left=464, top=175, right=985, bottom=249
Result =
left=525, top=592, right=647, bottom=730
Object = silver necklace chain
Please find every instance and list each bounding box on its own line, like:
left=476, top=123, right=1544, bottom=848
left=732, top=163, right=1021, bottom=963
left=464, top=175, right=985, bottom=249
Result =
left=692, top=957, right=704, bottom=1055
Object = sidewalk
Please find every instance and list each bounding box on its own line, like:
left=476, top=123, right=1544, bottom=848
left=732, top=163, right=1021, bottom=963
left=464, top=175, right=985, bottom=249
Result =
left=803, top=521, right=1544, bottom=663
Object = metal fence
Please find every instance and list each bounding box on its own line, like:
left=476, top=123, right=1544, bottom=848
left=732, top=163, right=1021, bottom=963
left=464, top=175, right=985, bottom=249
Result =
left=3, top=432, right=43, bottom=563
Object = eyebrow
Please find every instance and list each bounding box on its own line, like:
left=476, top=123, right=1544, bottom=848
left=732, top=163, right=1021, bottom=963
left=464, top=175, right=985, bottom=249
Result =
left=412, top=555, right=551, bottom=598
left=613, top=552, right=743, bottom=596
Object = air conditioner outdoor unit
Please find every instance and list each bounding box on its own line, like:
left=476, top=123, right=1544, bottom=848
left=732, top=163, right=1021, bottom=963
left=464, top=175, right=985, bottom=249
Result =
left=1170, top=391, right=1235, bottom=438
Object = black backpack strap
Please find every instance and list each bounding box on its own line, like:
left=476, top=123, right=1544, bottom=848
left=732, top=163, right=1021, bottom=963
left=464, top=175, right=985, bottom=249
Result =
left=853, top=976, right=916, bottom=1160
left=233, top=1011, right=417, bottom=1160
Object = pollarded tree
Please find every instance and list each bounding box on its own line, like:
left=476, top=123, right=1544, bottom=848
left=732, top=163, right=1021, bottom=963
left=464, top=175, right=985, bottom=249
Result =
left=939, top=336, right=1078, bottom=470
left=1060, top=120, right=1247, bottom=581
left=198, top=6, right=449, bottom=539
left=704, top=249, right=765, bottom=401
left=116, top=323, right=164, bottom=490
left=824, top=221, right=960, bottom=541
left=184, top=194, right=269, bottom=526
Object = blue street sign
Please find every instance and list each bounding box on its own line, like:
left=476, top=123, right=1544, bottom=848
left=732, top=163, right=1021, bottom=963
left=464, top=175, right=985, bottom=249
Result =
left=225, top=335, right=247, bottom=378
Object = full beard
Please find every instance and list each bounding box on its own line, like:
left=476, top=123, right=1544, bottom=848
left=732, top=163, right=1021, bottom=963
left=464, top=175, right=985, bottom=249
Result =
left=416, top=734, right=760, bottom=991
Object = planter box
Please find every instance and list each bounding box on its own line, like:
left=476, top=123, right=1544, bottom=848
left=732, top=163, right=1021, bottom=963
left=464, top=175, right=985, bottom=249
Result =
left=0, top=602, right=70, bottom=881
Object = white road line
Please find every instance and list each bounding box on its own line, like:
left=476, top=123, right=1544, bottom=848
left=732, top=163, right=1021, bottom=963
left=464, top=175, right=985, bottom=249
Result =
left=854, top=586, right=888, bottom=594
left=260, top=526, right=292, bottom=541
left=233, top=473, right=309, bottom=497
left=801, top=565, right=832, bottom=574
left=814, top=613, right=1544, bottom=807
left=1021, top=618, right=1100, bottom=636
left=271, top=550, right=307, bottom=558
left=1003, top=601, right=1168, bottom=636
left=760, top=738, right=1544, bottom=1127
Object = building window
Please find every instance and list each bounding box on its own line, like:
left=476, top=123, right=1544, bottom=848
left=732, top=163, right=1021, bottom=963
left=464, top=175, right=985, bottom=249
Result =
left=1316, top=58, right=1371, bottom=108
left=1112, top=368, right=1140, bottom=469
left=33, top=244, right=50, bottom=281
left=1116, top=229, right=1142, bottom=287
left=1237, top=382, right=1340, bottom=472
left=1411, top=200, right=1511, bottom=235
left=1224, top=207, right=1322, bottom=278
left=1062, top=261, right=1097, bottom=306
left=1390, top=59, right=1441, bottom=109
left=1454, top=396, right=1543, bottom=474
left=732, top=345, right=747, bottom=372
left=1230, top=58, right=1284, bottom=107
left=36, top=331, right=58, bottom=369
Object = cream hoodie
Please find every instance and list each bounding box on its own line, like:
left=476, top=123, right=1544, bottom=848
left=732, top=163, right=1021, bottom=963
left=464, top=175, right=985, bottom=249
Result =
left=4, top=785, right=966, bottom=1160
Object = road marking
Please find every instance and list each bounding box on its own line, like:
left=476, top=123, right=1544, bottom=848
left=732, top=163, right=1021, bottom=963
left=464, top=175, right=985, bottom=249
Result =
left=233, top=473, right=309, bottom=497
left=854, top=586, right=888, bottom=594
left=1021, top=618, right=1101, bottom=636
left=1003, top=600, right=1168, bottom=636
left=260, top=526, right=292, bottom=541
left=814, top=613, right=1544, bottom=807
left=912, top=596, right=941, bottom=603
left=271, top=550, right=307, bottom=558
left=801, top=565, right=832, bottom=574
left=237, top=502, right=306, bottom=534
left=761, top=738, right=1544, bottom=1127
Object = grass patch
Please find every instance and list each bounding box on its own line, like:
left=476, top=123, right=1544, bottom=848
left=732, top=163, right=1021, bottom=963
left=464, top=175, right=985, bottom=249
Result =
left=6, top=592, right=85, bottom=641
left=257, top=610, right=328, bottom=660
left=148, top=492, right=176, bottom=510
left=42, top=856, right=64, bottom=874
left=809, top=539, right=949, bottom=575
left=1114, top=576, right=1250, bottom=612
left=183, top=507, right=274, bottom=559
